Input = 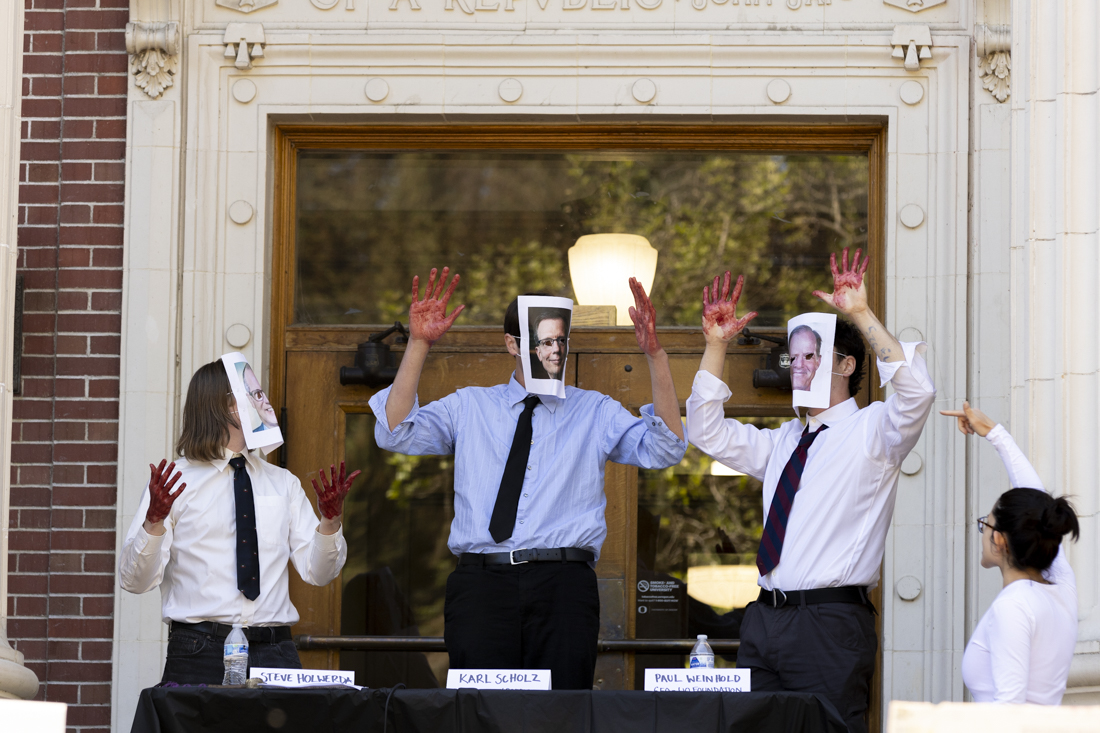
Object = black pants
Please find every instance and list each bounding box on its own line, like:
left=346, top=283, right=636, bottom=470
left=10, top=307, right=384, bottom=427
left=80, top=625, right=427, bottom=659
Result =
left=444, top=561, right=600, bottom=690
left=736, top=601, right=877, bottom=733
left=161, top=625, right=302, bottom=685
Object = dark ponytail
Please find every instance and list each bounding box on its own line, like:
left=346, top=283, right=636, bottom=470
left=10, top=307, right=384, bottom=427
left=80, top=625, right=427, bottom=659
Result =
left=991, top=488, right=1080, bottom=572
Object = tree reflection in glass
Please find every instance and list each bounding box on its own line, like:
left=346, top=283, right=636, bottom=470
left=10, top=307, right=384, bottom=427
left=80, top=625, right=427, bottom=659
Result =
left=294, top=151, right=868, bottom=326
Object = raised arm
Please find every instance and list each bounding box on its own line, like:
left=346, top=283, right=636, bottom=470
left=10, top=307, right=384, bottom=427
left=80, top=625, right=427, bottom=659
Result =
left=940, top=402, right=1045, bottom=490
left=628, top=277, right=683, bottom=441
left=698, top=271, right=758, bottom=378
left=812, top=247, right=902, bottom=363
left=385, top=267, right=465, bottom=431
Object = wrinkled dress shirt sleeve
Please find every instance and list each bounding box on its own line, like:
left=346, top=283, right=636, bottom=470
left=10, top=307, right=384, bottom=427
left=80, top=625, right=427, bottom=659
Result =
left=370, top=386, right=459, bottom=456
left=604, top=400, right=687, bottom=469
left=869, top=341, right=937, bottom=465
left=285, top=472, right=347, bottom=586
left=118, top=483, right=173, bottom=594
left=685, top=369, right=781, bottom=480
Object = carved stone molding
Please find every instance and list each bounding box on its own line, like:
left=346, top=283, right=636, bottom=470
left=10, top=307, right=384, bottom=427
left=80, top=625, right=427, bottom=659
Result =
left=216, top=0, right=278, bottom=13
left=125, top=22, right=179, bottom=99
left=891, top=25, right=932, bottom=71
left=884, top=0, right=947, bottom=11
left=224, top=23, right=267, bottom=70
left=976, top=24, right=1010, bottom=103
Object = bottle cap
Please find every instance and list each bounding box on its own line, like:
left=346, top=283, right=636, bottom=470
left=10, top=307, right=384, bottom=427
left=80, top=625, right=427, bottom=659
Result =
left=697, top=634, right=707, bottom=640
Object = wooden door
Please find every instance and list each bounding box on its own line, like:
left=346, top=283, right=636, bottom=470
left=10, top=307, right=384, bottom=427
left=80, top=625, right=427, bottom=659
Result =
left=280, top=325, right=800, bottom=684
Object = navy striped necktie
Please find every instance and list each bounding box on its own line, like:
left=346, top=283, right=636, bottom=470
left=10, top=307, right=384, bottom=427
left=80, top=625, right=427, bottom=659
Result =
left=756, top=423, right=828, bottom=577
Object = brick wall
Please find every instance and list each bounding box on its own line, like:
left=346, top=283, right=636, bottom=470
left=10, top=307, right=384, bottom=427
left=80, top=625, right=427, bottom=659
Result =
left=13, top=0, right=128, bottom=729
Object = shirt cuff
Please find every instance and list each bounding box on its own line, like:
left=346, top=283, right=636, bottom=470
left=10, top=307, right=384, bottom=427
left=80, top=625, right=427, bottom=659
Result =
left=692, top=370, right=733, bottom=402
left=639, top=404, right=687, bottom=447
left=135, top=525, right=166, bottom=555
left=876, top=341, right=926, bottom=387
left=314, top=524, right=344, bottom=549
left=985, top=423, right=1009, bottom=445
left=368, top=386, right=421, bottom=434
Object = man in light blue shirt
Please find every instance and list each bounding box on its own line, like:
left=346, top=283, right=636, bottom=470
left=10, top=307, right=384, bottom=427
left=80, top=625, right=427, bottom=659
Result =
left=369, top=267, right=686, bottom=689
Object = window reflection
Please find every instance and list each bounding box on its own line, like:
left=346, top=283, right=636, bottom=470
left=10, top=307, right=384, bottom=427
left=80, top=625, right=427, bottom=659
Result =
left=342, top=413, right=455, bottom=688
left=294, top=151, right=867, bottom=326
left=635, top=425, right=778, bottom=686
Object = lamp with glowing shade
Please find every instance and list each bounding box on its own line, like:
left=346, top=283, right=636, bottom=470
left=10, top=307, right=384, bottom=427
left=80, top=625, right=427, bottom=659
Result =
left=567, top=234, right=658, bottom=326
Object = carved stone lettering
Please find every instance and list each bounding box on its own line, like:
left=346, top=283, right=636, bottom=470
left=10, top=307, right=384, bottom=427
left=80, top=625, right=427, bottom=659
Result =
left=444, top=0, right=475, bottom=12
left=389, top=0, right=422, bottom=8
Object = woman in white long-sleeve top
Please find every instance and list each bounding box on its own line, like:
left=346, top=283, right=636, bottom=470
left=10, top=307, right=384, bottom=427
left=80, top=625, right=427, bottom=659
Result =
left=942, top=402, right=1080, bottom=704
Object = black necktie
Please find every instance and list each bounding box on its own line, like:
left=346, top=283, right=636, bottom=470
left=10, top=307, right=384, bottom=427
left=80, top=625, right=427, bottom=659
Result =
left=756, top=424, right=828, bottom=576
left=488, top=394, right=541, bottom=543
left=229, top=456, right=261, bottom=601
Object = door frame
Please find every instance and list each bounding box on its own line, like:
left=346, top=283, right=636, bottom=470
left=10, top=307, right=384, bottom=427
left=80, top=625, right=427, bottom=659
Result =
left=269, top=122, right=887, bottom=696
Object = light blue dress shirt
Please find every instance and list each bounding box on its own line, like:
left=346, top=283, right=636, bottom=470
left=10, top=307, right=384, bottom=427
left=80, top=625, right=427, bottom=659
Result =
left=369, top=374, right=686, bottom=561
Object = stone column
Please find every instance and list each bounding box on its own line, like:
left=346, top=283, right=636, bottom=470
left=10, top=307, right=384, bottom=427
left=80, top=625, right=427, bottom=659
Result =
left=1013, top=0, right=1100, bottom=703
left=0, top=0, right=43, bottom=701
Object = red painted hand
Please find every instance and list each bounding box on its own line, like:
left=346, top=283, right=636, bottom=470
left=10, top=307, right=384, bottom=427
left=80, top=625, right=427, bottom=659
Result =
left=311, top=461, right=361, bottom=520
left=409, top=267, right=465, bottom=345
left=812, top=247, right=870, bottom=315
left=701, top=271, right=758, bottom=342
left=145, top=459, right=185, bottom=525
left=628, top=277, right=662, bottom=356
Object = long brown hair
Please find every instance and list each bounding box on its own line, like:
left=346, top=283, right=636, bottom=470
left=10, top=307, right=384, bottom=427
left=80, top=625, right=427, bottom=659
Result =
left=175, top=360, right=239, bottom=462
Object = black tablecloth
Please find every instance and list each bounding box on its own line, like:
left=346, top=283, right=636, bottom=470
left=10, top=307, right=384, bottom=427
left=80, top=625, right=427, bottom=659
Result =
left=130, top=687, right=848, bottom=733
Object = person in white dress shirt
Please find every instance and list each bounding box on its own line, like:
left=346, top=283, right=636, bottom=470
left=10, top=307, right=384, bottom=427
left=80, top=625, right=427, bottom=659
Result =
left=942, top=402, right=1079, bottom=704
left=119, top=360, right=360, bottom=684
left=685, top=248, right=936, bottom=733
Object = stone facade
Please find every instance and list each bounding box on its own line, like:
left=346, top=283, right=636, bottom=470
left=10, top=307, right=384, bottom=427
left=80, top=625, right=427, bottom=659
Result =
left=1, top=0, right=1099, bottom=730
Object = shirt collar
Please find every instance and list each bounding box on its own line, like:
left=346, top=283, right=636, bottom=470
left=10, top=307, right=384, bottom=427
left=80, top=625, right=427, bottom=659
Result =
left=211, top=446, right=260, bottom=472
left=805, top=397, right=858, bottom=431
left=506, top=373, right=560, bottom=414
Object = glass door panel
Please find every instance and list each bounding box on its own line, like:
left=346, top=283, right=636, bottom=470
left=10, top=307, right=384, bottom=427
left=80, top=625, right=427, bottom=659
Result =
left=634, top=427, right=778, bottom=687
left=340, top=413, right=455, bottom=688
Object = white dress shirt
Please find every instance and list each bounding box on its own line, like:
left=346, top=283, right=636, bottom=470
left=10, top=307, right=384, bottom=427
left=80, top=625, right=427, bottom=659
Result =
left=118, top=449, right=347, bottom=626
left=961, top=425, right=1077, bottom=704
left=685, top=341, right=936, bottom=591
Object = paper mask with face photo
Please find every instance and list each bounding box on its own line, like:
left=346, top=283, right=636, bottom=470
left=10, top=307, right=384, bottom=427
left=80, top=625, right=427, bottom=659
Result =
left=221, top=352, right=284, bottom=454
left=518, top=296, right=574, bottom=399
left=787, top=313, right=837, bottom=411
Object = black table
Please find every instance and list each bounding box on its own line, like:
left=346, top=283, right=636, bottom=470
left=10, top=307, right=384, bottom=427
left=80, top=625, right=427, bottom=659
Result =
left=131, top=687, right=848, bottom=733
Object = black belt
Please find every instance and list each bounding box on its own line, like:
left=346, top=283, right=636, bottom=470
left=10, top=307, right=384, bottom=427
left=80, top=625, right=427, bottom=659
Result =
left=170, top=621, right=292, bottom=644
left=459, top=548, right=595, bottom=566
left=756, top=585, right=875, bottom=611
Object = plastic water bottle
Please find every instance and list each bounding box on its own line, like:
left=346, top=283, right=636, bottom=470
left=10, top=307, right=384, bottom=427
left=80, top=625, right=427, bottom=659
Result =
left=222, top=625, right=249, bottom=685
left=689, top=634, right=715, bottom=669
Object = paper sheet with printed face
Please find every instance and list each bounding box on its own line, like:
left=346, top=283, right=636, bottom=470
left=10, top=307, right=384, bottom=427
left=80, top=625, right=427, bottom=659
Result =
left=787, top=313, right=836, bottom=410
left=519, top=296, right=574, bottom=399
left=222, top=352, right=284, bottom=454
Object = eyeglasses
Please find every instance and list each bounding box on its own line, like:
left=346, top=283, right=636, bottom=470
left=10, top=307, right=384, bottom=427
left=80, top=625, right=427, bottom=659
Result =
left=535, top=337, right=569, bottom=349
left=977, top=515, right=998, bottom=534
left=247, top=388, right=266, bottom=401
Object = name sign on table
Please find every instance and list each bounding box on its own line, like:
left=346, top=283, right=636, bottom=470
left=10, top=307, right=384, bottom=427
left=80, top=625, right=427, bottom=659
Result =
left=251, top=667, right=359, bottom=688
left=446, top=669, right=552, bottom=690
left=644, top=668, right=751, bottom=692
